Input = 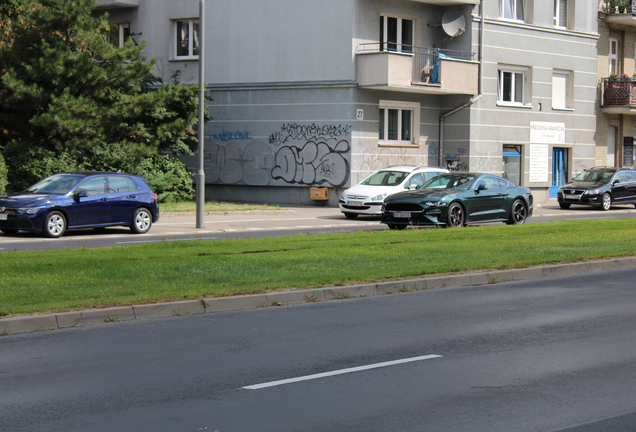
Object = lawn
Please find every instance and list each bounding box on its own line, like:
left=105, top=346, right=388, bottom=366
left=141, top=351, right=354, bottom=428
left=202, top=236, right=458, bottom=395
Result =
left=159, top=201, right=280, bottom=213
left=1, top=218, right=636, bottom=316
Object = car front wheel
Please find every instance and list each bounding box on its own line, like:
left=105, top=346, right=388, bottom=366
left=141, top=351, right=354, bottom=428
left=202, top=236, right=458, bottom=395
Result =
left=343, top=212, right=358, bottom=219
left=42, top=211, right=66, bottom=238
left=559, top=202, right=571, bottom=209
left=600, top=193, right=612, bottom=211
left=446, top=202, right=465, bottom=228
left=130, top=208, right=153, bottom=234
left=507, top=199, right=527, bottom=225
left=387, top=223, right=406, bottom=230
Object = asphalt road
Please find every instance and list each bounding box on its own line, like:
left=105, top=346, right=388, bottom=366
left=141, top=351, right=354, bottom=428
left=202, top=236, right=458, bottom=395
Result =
left=2, top=200, right=636, bottom=252
left=2, top=267, right=636, bottom=431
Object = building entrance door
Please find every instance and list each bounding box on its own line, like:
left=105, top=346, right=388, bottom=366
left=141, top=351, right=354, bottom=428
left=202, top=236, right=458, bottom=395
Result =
left=550, top=147, right=568, bottom=198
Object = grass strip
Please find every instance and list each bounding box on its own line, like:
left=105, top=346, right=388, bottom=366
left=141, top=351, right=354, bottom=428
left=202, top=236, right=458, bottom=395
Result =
left=159, top=201, right=280, bottom=212
left=2, top=218, right=636, bottom=316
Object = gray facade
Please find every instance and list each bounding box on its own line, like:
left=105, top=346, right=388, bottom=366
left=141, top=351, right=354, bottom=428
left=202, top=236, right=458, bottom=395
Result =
left=96, top=0, right=599, bottom=205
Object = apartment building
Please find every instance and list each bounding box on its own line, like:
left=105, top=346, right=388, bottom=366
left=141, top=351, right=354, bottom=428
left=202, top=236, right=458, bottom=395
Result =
left=598, top=1, right=636, bottom=168
left=95, top=0, right=598, bottom=205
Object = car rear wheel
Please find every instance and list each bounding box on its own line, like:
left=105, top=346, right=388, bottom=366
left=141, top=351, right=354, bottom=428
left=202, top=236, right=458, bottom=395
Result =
left=507, top=199, right=527, bottom=225
left=559, top=202, right=571, bottom=209
left=446, top=202, right=465, bottom=228
left=600, top=193, right=612, bottom=211
left=343, top=212, right=358, bottom=219
left=42, top=211, right=66, bottom=238
left=130, top=208, right=152, bottom=234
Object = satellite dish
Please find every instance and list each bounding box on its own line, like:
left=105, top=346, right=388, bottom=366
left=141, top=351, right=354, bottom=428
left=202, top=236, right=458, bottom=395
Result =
left=441, top=10, right=465, bottom=38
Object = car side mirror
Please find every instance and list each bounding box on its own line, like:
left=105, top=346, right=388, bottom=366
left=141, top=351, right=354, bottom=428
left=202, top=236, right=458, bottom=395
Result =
left=476, top=184, right=487, bottom=191
left=408, top=184, right=418, bottom=190
left=74, top=191, right=89, bottom=200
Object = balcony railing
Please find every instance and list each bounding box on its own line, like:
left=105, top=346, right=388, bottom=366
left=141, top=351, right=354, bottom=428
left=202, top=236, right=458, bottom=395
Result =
left=601, top=77, right=636, bottom=114
left=601, top=1, right=636, bottom=25
left=356, top=43, right=477, bottom=94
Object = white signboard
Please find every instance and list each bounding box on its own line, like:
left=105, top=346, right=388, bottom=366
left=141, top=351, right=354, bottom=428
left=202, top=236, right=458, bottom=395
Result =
left=530, top=121, right=565, bottom=144
left=529, top=144, right=549, bottom=183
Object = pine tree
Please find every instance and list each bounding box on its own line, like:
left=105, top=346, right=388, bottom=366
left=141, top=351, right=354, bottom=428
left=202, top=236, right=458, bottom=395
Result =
left=0, top=0, right=203, bottom=194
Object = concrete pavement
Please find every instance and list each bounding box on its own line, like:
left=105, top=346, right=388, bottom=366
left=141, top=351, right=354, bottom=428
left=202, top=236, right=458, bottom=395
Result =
left=3, top=199, right=636, bottom=335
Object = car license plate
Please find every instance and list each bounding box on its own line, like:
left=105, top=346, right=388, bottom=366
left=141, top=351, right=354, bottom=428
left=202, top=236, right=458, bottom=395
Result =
left=564, top=194, right=579, bottom=200
left=0, top=214, right=7, bottom=220
left=347, top=200, right=363, bottom=207
left=393, top=212, right=411, bottom=218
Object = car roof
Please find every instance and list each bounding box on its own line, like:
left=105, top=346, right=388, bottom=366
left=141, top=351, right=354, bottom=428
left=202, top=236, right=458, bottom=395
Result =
left=378, top=166, right=448, bottom=173
left=56, top=171, right=136, bottom=177
left=587, top=167, right=631, bottom=172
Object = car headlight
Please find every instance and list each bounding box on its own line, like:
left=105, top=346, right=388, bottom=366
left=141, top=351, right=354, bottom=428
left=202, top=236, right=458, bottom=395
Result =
left=585, top=188, right=602, bottom=195
left=370, top=193, right=387, bottom=202
left=425, top=201, right=447, bottom=207
left=17, top=206, right=45, bottom=214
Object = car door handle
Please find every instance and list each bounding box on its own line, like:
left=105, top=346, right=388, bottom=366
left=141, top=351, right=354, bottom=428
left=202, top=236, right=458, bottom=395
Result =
left=128, top=195, right=137, bottom=199
left=100, top=197, right=109, bottom=201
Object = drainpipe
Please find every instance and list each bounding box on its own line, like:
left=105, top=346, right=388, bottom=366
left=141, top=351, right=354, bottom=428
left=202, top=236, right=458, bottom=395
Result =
left=438, top=3, right=484, bottom=168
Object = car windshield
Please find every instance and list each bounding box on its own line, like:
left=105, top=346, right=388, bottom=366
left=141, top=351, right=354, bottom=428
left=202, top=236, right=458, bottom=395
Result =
left=419, top=174, right=475, bottom=190
left=26, top=174, right=84, bottom=194
left=572, top=170, right=614, bottom=183
left=360, top=170, right=408, bottom=186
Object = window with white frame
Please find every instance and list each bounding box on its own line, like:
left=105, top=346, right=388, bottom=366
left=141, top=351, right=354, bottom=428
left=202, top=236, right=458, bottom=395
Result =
left=380, top=15, right=413, bottom=53
left=174, top=19, right=200, bottom=58
left=379, top=101, right=419, bottom=145
left=609, top=38, right=619, bottom=76
left=108, top=23, right=130, bottom=47
left=552, top=70, right=572, bottom=109
left=553, top=0, right=567, bottom=27
left=498, top=68, right=526, bottom=105
left=500, top=0, right=525, bottom=21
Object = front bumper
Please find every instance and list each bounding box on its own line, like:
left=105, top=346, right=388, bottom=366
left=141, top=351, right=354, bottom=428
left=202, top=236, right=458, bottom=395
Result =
left=557, top=192, right=602, bottom=206
left=338, top=201, right=383, bottom=216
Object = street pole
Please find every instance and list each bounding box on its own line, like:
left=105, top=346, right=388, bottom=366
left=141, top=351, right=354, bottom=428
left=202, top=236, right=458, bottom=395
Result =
left=196, top=0, right=205, bottom=228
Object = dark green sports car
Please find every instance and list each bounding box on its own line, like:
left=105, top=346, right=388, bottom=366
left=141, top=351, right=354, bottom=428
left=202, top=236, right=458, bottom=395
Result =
left=381, top=172, right=533, bottom=229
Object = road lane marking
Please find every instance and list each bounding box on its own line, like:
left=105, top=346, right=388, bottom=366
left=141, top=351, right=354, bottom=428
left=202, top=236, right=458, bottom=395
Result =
left=242, top=354, right=442, bottom=390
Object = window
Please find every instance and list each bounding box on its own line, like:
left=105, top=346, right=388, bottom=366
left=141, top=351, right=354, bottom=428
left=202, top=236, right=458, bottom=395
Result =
left=77, top=177, right=106, bottom=196
left=107, top=176, right=138, bottom=193
left=108, top=23, right=130, bottom=47
left=609, top=38, right=619, bottom=76
left=552, top=70, right=572, bottom=109
left=378, top=100, right=419, bottom=145
left=500, top=0, right=525, bottom=21
left=175, top=19, right=200, bottom=58
left=380, top=16, right=413, bottom=53
left=503, top=145, right=522, bottom=185
left=553, top=0, right=567, bottom=27
left=498, top=68, right=525, bottom=105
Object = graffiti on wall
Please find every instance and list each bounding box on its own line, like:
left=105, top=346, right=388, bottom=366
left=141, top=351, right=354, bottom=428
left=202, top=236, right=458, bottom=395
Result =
left=272, top=139, right=350, bottom=186
left=203, top=123, right=351, bottom=187
left=269, top=123, right=352, bottom=145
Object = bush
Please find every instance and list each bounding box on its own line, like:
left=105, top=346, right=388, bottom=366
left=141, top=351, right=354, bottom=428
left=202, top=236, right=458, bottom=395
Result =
left=0, top=153, right=7, bottom=195
left=137, top=154, right=194, bottom=203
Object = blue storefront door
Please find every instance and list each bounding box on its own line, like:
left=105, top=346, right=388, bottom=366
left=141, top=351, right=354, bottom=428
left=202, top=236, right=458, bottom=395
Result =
left=549, top=147, right=568, bottom=198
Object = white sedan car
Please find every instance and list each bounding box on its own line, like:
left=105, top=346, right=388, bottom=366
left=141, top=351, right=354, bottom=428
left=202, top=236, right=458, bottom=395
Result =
left=339, top=166, right=449, bottom=218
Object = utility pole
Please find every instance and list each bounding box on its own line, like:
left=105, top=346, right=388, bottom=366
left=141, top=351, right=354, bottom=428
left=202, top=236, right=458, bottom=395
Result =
left=196, top=0, right=206, bottom=228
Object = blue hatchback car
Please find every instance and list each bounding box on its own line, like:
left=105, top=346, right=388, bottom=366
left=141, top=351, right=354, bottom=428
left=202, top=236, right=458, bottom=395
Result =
left=0, top=172, right=160, bottom=238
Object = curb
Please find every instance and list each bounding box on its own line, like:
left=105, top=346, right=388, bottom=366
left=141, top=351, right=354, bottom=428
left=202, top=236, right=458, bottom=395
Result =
left=3, top=256, right=636, bottom=336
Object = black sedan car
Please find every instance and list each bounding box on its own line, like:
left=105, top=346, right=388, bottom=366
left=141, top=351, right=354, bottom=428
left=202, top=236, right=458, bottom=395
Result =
left=557, top=167, right=636, bottom=210
left=381, top=172, right=533, bottom=229
left=0, top=172, right=160, bottom=238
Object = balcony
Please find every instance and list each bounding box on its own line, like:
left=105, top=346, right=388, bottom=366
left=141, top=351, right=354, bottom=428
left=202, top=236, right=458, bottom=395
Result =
left=601, top=0, right=636, bottom=26
left=356, top=44, right=478, bottom=95
left=408, top=0, right=480, bottom=4
left=601, top=77, right=636, bottom=114
left=93, top=0, right=138, bottom=10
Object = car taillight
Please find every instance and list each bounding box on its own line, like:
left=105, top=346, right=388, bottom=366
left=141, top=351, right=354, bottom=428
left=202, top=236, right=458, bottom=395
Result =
left=152, top=193, right=158, bottom=200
